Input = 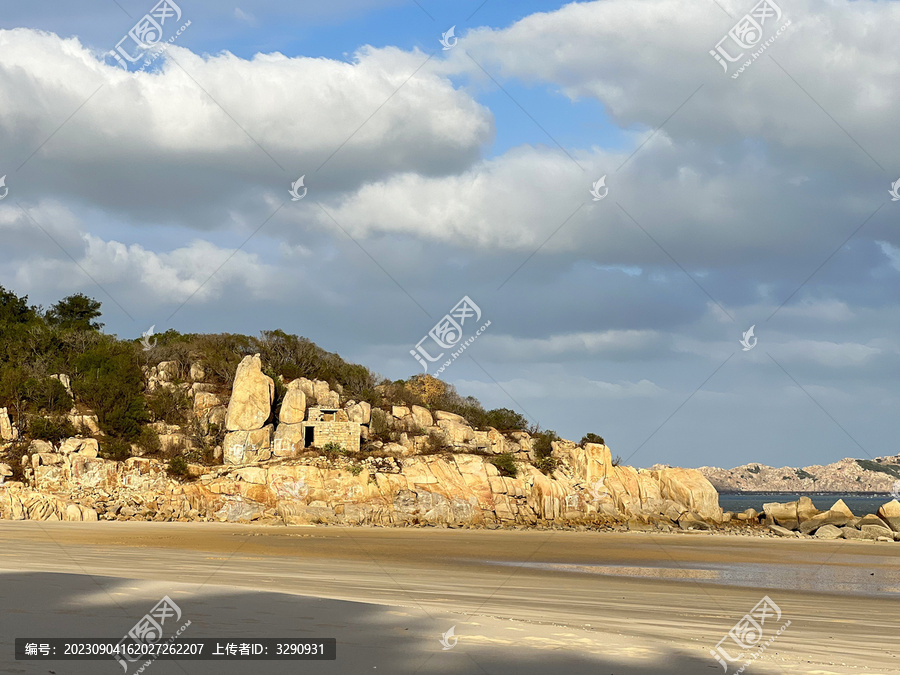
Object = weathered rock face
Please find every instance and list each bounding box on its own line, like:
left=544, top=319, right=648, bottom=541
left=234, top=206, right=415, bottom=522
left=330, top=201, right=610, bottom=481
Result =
left=814, top=524, right=843, bottom=539
left=798, top=509, right=852, bottom=535
left=279, top=381, right=307, bottom=425
left=653, top=468, right=723, bottom=521
left=67, top=413, right=100, bottom=435
left=0, top=407, right=18, bottom=442
left=223, top=426, right=274, bottom=465
left=194, top=392, right=223, bottom=418
left=346, top=401, right=371, bottom=425
left=58, top=438, right=99, bottom=458
left=190, top=362, right=206, bottom=382
left=224, top=355, right=274, bottom=432
left=877, top=500, right=900, bottom=532
left=763, top=501, right=800, bottom=530
left=224, top=355, right=274, bottom=464
left=273, top=423, right=303, bottom=458
left=0, top=482, right=98, bottom=521
left=1, top=444, right=724, bottom=528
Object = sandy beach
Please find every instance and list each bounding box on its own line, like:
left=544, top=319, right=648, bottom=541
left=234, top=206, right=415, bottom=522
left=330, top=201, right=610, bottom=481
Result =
left=1, top=522, right=898, bottom=674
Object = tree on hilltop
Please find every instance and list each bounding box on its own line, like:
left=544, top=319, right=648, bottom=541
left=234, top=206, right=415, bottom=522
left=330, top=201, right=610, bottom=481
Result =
left=46, top=293, right=103, bottom=331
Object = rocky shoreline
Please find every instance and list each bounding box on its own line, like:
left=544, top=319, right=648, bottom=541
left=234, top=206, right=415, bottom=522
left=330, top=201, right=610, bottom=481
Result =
left=3, top=354, right=899, bottom=543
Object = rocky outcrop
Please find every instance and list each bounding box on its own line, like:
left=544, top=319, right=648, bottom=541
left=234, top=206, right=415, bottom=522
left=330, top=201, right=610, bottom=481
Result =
left=0, top=482, right=98, bottom=521
left=1, top=407, right=18, bottom=441
left=0, top=441, right=722, bottom=528
left=225, top=355, right=274, bottom=431
left=757, top=497, right=900, bottom=542
left=697, top=456, right=900, bottom=493
left=224, top=355, right=274, bottom=464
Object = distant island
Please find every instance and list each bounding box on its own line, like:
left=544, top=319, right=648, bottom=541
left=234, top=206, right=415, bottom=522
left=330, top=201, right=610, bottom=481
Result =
left=689, top=457, right=900, bottom=494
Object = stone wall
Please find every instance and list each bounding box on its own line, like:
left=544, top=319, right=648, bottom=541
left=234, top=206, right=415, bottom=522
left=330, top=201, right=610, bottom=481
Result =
left=303, top=421, right=361, bottom=454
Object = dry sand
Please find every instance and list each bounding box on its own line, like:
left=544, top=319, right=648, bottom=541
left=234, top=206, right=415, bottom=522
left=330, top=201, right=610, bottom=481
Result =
left=1, top=522, right=898, bottom=674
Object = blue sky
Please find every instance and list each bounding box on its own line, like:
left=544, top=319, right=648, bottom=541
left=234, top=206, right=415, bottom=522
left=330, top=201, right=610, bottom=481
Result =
left=2, top=0, right=900, bottom=469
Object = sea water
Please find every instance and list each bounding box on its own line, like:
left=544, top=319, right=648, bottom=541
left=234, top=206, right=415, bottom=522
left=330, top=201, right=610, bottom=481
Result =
left=718, top=492, right=894, bottom=515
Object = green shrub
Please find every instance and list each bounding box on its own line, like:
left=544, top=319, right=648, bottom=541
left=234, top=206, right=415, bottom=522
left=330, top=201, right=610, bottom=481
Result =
left=24, top=377, right=73, bottom=415
left=534, top=456, right=559, bottom=475
left=135, top=426, right=162, bottom=456
left=2, top=440, right=29, bottom=482
left=747, top=465, right=761, bottom=474
left=28, top=416, right=76, bottom=444
left=795, top=468, right=817, bottom=481
left=480, top=408, right=528, bottom=431
left=488, top=453, right=518, bottom=477
left=579, top=432, right=605, bottom=446
left=322, top=442, right=345, bottom=458
left=72, top=339, right=147, bottom=440
left=167, top=455, right=189, bottom=477
left=370, top=409, right=391, bottom=438
left=532, top=430, right=558, bottom=460
left=101, top=437, right=132, bottom=461
left=146, top=386, right=190, bottom=425
left=348, top=464, right=363, bottom=476
left=423, top=430, right=445, bottom=454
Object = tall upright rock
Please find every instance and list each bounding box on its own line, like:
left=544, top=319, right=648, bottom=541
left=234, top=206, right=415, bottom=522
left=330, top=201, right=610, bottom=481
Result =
left=273, top=379, right=307, bottom=458
left=0, top=407, right=18, bottom=442
left=223, top=355, right=274, bottom=465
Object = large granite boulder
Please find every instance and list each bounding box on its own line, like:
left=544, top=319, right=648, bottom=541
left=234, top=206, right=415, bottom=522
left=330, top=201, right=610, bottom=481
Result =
left=857, top=513, right=891, bottom=529
left=830, top=499, right=855, bottom=518
left=0, top=407, right=18, bottom=441
left=279, top=380, right=307, bottom=425
left=769, top=524, right=798, bottom=537
left=859, top=524, right=893, bottom=540
left=273, top=423, right=304, bottom=458
left=190, top=362, right=206, bottom=381
left=799, top=509, right=853, bottom=535
left=763, top=501, right=799, bottom=530
left=224, top=425, right=274, bottom=465
left=224, top=355, right=274, bottom=432
left=796, top=496, right=820, bottom=522
left=410, top=405, right=434, bottom=429
left=876, top=500, right=900, bottom=532
left=437, top=419, right=475, bottom=445
left=58, top=438, right=99, bottom=458
left=813, top=524, right=843, bottom=539
left=193, top=392, right=223, bottom=418
left=346, top=401, right=371, bottom=425
left=653, top=468, right=722, bottom=521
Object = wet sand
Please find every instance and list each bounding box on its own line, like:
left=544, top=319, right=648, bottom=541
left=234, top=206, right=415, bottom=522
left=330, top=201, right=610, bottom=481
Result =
left=1, top=522, right=898, bottom=674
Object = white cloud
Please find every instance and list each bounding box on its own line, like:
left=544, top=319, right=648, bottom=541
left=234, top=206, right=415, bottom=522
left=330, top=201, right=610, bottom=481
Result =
left=0, top=29, right=493, bottom=222
left=446, top=0, right=900, bottom=165
left=774, top=339, right=881, bottom=367
left=234, top=8, right=257, bottom=25
left=481, top=329, right=662, bottom=361
left=456, top=375, right=664, bottom=401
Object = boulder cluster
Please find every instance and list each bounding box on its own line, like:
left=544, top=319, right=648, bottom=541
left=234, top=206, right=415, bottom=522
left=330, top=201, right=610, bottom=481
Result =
left=0, top=440, right=725, bottom=529
left=758, top=496, right=900, bottom=542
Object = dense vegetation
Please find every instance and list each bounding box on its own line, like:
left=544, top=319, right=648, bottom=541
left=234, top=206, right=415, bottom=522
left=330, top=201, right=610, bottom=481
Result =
left=0, top=285, right=544, bottom=474
left=855, top=459, right=900, bottom=480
